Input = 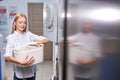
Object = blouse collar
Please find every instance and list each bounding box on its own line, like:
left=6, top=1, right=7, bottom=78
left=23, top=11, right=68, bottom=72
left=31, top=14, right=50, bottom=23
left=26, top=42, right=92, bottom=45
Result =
left=14, top=31, right=25, bottom=36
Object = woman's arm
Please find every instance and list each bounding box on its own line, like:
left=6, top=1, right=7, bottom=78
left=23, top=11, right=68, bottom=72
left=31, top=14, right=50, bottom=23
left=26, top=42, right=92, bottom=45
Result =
left=5, top=34, right=35, bottom=66
left=36, top=39, right=49, bottom=45
left=6, top=55, right=34, bottom=66
left=76, top=57, right=100, bottom=65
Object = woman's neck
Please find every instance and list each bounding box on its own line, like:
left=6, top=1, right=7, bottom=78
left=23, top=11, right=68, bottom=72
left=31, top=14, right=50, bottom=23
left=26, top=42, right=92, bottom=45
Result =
left=16, top=30, right=24, bottom=34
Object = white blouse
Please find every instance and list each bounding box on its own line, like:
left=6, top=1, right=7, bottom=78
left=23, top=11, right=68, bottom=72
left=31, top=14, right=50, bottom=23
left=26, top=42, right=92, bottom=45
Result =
left=68, top=32, right=101, bottom=58
left=4, top=31, right=47, bottom=78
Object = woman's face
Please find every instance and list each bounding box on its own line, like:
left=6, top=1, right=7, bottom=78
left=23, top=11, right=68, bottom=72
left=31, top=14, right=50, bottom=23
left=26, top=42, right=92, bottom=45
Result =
left=14, top=17, right=27, bottom=33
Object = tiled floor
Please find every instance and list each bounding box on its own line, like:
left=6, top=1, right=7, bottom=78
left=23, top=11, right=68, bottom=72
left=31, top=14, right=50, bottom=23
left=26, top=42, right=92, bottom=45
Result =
left=4, top=60, right=54, bottom=80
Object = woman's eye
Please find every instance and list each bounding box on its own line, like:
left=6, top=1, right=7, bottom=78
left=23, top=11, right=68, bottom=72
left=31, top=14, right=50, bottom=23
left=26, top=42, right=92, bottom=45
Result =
left=19, top=21, right=26, bottom=24
left=19, top=22, right=22, bottom=24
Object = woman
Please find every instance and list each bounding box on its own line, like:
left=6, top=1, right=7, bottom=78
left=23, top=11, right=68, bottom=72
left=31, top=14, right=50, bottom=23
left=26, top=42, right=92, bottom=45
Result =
left=4, top=13, right=49, bottom=80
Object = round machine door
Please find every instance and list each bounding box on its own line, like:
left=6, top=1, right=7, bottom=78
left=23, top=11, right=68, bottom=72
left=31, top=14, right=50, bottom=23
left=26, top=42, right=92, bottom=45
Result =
left=44, top=4, right=54, bottom=32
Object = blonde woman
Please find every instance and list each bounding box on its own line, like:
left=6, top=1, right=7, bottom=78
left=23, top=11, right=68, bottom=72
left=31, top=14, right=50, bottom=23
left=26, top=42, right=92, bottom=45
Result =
left=4, top=13, right=49, bottom=80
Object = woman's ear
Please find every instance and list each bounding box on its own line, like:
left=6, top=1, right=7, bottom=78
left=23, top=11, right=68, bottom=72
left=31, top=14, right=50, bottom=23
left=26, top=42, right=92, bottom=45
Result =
left=13, top=21, right=16, bottom=26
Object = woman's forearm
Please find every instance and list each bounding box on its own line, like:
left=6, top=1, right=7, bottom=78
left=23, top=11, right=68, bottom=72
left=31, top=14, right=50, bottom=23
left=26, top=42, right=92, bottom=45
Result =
left=6, top=56, right=22, bottom=64
left=36, top=39, right=49, bottom=44
left=6, top=56, right=34, bottom=66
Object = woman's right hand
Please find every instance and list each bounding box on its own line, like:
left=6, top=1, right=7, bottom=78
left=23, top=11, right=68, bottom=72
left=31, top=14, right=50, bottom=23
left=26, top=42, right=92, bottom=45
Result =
left=20, top=55, right=35, bottom=66
left=76, top=58, right=90, bottom=65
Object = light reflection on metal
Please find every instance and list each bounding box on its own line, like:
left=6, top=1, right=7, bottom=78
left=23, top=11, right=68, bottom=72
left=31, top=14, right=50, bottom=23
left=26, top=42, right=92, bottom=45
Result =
left=89, top=8, right=120, bottom=21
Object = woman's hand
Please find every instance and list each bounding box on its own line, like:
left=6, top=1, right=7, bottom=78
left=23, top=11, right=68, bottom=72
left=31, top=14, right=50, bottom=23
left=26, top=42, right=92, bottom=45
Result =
left=76, top=58, right=90, bottom=65
left=76, top=57, right=97, bottom=65
left=20, top=55, right=35, bottom=66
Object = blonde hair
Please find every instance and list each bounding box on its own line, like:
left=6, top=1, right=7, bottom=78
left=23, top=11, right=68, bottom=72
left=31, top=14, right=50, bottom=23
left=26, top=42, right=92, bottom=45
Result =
left=11, top=13, right=27, bottom=33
